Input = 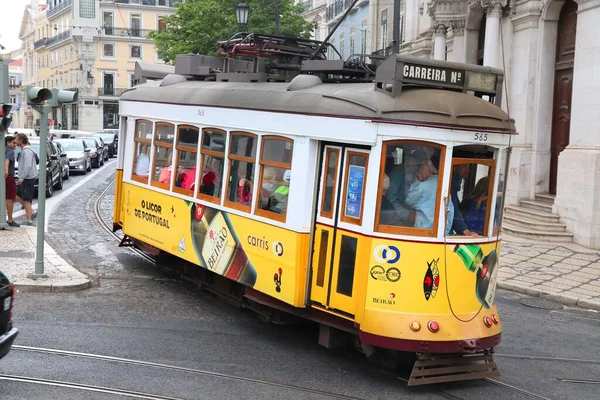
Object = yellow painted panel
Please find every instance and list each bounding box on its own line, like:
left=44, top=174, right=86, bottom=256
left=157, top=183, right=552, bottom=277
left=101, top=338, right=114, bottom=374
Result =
left=310, top=225, right=334, bottom=307
left=121, top=183, right=310, bottom=307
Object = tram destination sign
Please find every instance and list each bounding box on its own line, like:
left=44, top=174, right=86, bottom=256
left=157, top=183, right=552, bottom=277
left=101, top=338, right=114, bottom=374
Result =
left=402, top=63, right=465, bottom=89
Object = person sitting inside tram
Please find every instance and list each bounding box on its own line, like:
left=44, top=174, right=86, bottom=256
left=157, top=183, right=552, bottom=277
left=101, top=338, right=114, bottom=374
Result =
left=385, top=148, right=422, bottom=226
left=451, top=164, right=478, bottom=237
left=267, top=170, right=291, bottom=214
left=404, top=153, right=454, bottom=233
left=379, top=174, right=401, bottom=225
left=181, top=166, right=197, bottom=191
left=200, top=171, right=217, bottom=196
left=135, top=145, right=150, bottom=177
left=237, top=177, right=253, bottom=205
left=459, top=176, right=489, bottom=236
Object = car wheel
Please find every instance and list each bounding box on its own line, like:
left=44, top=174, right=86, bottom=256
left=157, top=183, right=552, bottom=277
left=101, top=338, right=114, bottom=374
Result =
left=100, top=158, right=104, bottom=167
left=54, top=172, right=63, bottom=190
left=87, top=161, right=92, bottom=172
left=46, top=176, right=54, bottom=198
left=64, top=166, right=70, bottom=180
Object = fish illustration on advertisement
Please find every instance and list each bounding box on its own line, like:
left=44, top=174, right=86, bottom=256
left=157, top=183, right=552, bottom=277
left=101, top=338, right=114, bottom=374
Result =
left=423, top=258, right=440, bottom=300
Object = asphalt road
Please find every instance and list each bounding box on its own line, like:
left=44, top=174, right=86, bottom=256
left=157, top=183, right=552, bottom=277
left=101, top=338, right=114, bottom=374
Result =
left=1, top=163, right=599, bottom=399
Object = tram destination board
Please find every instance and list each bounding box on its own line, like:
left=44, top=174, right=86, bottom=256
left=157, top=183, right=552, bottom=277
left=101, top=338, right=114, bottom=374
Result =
left=399, top=61, right=498, bottom=93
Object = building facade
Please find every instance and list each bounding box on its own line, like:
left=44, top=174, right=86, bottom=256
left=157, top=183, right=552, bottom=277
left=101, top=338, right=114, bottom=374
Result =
left=323, top=0, right=371, bottom=60
left=18, top=0, right=179, bottom=132
left=7, top=59, right=24, bottom=129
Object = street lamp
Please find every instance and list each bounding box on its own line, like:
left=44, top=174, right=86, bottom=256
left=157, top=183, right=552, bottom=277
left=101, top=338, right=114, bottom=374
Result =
left=235, top=3, right=249, bottom=31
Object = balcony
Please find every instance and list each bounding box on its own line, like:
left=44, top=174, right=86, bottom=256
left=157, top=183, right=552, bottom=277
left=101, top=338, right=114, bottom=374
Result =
left=101, top=27, right=155, bottom=39
left=110, top=0, right=182, bottom=6
left=46, top=30, right=72, bottom=47
left=303, top=0, right=313, bottom=11
left=47, top=0, right=72, bottom=18
left=9, top=84, right=22, bottom=89
left=326, top=0, right=354, bottom=22
left=98, top=87, right=129, bottom=97
left=34, top=38, right=48, bottom=49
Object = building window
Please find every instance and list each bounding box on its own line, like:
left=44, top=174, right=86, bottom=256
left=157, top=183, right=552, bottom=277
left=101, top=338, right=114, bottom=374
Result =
left=349, top=26, right=355, bottom=55
left=339, top=31, right=345, bottom=59
left=132, top=120, right=153, bottom=183
left=129, top=73, right=136, bottom=88
left=130, top=14, right=141, bottom=37
left=103, top=11, right=114, bottom=35
left=198, top=128, right=226, bottom=204
left=79, top=0, right=95, bottom=18
left=9, top=76, right=16, bottom=85
left=103, top=43, right=115, bottom=58
left=131, top=45, right=142, bottom=59
left=314, top=23, right=320, bottom=41
left=173, top=125, right=200, bottom=196
left=8, top=95, right=16, bottom=104
left=151, top=123, right=175, bottom=189
left=158, top=0, right=167, bottom=5
left=158, top=16, right=167, bottom=32
left=225, top=132, right=257, bottom=212
left=255, top=136, right=294, bottom=222
left=381, top=9, right=388, bottom=50
left=329, top=38, right=335, bottom=60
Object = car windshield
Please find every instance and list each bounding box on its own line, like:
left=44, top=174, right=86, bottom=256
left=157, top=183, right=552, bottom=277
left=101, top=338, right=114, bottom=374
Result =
left=95, top=133, right=115, bottom=143
left=83, top=139, right=97, bottom=149
left=57, top=140, right=85, bottom=151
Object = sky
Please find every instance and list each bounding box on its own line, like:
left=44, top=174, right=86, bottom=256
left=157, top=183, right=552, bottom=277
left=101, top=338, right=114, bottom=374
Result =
left=0, top=0, right=46, bottom=53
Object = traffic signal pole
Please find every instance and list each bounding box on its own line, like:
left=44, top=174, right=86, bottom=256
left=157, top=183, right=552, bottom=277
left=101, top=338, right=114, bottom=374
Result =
left=33, top=104, right=51, bottom=279
left=0, top=63, right=9, bottom=230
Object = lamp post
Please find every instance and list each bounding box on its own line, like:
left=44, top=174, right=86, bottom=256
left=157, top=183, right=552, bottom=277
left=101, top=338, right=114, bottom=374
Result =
left=235, top=3, right=249, bottom=31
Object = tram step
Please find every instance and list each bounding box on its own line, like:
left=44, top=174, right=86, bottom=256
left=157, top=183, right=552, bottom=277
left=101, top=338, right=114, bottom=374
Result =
left=534, top=193, right=556, bottom=204
left=519, top=200, right=554, bottom=213
left=408, top=353, right=499, bottom=386
left=503, top=215, right=567, bottom=232
left=504, top=206, right=561, bottom=223
left=501, top=224, right=574, bottom=242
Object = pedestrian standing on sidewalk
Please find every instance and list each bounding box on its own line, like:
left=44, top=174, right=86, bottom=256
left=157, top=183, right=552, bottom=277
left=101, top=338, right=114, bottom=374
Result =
left=14, top=133, right=38, bottom=226
left=4, top=135, right=23, bottom=227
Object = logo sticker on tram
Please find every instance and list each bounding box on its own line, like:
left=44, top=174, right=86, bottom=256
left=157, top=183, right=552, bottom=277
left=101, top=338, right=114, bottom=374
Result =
left=370, top=265, right=401, bottom=282
left=272, top=241, right=284, bottom=257
left=423, top=258, right=440, bottom=301
left=373, top=245, right=401, bottom=264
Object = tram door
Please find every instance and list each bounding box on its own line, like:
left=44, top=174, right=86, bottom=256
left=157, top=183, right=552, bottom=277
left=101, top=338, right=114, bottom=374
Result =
left=310, top=144, right=369, bottom=318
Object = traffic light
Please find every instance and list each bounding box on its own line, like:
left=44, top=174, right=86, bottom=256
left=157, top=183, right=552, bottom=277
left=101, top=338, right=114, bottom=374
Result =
left=26, top=86, right=52, bottom=105
left=50, top=88, right=77, bottom=107
left=0, top=104, right=12, bottom=132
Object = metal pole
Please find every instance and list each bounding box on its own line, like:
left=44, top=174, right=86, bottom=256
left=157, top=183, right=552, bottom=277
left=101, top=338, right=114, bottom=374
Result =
left=33, top=105, right=50, bottom=279
left=274, top=0, right=280, bottom=35
left=392, top=0, right=401, bottom=54
left=0, top=63, right=8, bottom=230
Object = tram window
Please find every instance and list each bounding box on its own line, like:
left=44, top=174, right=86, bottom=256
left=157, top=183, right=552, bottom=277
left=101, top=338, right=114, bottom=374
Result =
left=225, top=132, right=257, bottom=212
left=336, top=235, right=358, bottom=297
left=151, top=123, right=175, bottom=189
left=376, top=141, right=447, bottom=236
left=198, top=128, right=226, bottom=203
left=172, top=125, right=199, bottom=196
left=492, top=149, right=508, bottom=236
left=340, top=152, right=368, bottom=225
left=448, top=157, right=495, bottom=237
left=321, top=149, right=340, bottom=219
left=132, top=119, right=152, bottom=183
left=255, top=137, right=294, bottom=222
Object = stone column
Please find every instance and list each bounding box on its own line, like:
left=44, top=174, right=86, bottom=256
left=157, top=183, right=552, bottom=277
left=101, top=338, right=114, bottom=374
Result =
left=555, top=0, right=600, bottom=249
left=433, top=25, right=447, bottom=60
left=482, top=1, right=505, bottom=68
left=447, top=20, right=466, bottom=62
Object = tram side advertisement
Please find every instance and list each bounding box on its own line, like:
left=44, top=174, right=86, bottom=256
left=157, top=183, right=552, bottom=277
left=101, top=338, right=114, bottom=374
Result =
left=121, top=184, right=305, bottom=304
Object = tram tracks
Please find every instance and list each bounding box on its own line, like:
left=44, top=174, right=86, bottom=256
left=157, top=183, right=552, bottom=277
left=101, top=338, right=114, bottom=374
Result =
left=11, top=345, right=369, bottom=400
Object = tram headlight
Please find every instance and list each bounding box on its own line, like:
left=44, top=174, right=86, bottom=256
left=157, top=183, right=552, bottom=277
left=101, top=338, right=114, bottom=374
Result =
left=409, top=321, right=421, bottom=332
left=491, top=314, right=499, bottom=325
left=427, top=320, right=440, bottom=333
left=483, top=316, right=493, bottom=328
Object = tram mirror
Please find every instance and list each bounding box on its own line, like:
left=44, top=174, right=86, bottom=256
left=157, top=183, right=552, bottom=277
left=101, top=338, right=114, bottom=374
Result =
left=394, top=147, right=403, bottom=165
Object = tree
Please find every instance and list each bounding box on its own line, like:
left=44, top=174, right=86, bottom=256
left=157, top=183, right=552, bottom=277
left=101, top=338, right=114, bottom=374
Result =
left=149, top=0, right=313, bottom=63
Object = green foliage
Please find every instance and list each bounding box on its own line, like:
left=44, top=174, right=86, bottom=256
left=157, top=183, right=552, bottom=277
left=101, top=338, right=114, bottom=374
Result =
left=149, top=0, right=313, bottom=63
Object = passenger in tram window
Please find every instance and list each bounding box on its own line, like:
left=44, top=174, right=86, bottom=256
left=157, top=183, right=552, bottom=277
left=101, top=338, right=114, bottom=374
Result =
left=181, top=166, right=197, bottom=190
left=460, top=176, right=489, bottom=236
left=135, top=144, right=150, bottom=177
left=158, top=153, right=173, bottom=185
left=405, top=153, right=454, bottom=233
left=200, top=171, right=217, bottom=196
left=237, top=178, right=253, bottom=205
left=268, top=170, right=291, bottom=214
left=450, top=164, right=478, bottom=237
left=379, top=174, right=401, bottom=225
left=385, top=148, right=421, bottom=225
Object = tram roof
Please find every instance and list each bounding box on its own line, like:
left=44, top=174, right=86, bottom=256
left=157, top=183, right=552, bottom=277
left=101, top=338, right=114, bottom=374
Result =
left=120, top=79, right=516, bottom=133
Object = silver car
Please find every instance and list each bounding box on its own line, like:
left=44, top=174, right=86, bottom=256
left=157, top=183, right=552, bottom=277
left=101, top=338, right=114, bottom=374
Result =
left=55, top=139, right=91, bottom=174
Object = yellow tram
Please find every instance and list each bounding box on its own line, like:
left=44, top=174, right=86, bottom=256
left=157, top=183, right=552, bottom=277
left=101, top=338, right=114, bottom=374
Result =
left=113, top=52, right=514, bottom=385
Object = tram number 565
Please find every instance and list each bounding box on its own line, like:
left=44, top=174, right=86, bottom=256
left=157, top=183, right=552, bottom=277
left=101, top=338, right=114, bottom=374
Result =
left=198, top=109, right=205, bottom=116
left=474, top=133, right=488, bottom=142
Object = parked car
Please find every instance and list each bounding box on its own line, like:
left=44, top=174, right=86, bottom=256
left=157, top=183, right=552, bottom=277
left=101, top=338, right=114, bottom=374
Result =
left=53, top=141, right=70, bottom=181
left=14, top=139, right=64, bottom=197
left=55, top=139, right=91, bottom=174
left=81, top=138, right=104, bottom=168
left=93, top=131, right=118, bottom=158
left=0, top=270, right=18, bottom=360
left=84, top=136, right=108, bottom=163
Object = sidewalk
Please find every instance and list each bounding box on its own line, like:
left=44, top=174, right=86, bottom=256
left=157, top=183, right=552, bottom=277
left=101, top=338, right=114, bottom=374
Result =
left=0, top=224, right=90, bottom=293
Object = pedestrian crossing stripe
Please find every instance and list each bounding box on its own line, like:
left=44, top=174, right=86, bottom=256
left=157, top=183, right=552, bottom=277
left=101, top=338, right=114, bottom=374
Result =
left=177, top=236, right=186, bottom=253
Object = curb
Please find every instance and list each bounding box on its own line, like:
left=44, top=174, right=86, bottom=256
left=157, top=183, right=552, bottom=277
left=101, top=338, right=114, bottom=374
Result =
left=14, top=279, right=91, bottom=294
left=498, top=282, right=600, bottom=311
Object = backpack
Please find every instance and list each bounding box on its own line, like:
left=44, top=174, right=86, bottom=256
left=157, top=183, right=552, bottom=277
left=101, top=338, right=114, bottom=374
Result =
left=28, top=148, right=40, bottom=165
